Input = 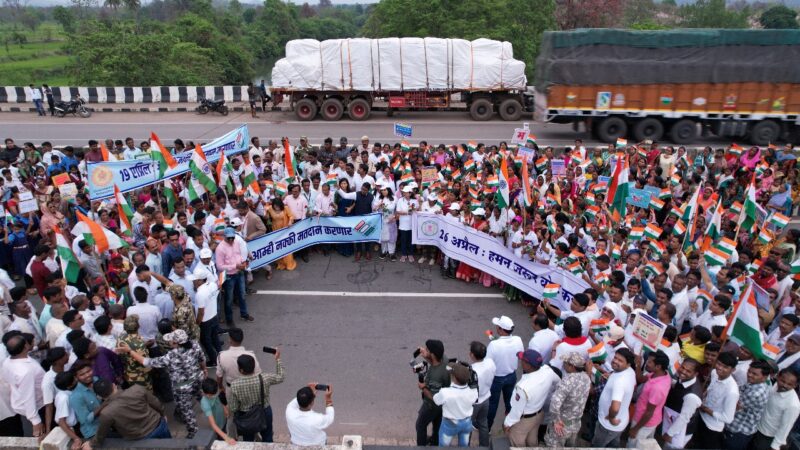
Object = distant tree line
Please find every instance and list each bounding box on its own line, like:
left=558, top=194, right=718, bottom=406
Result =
left=0, top=0, right=796, bottom=86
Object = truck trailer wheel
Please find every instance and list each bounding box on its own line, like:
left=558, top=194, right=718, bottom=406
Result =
left=347, top=99, right=371, bottom=121
left=321, top=98, right=344, bottom=121
left=669, top=119, right=698, bottom=144
left=749, top=120, right=781, bottom=146
left=469, top=99, right=494, bottom=121
left=295, top=98, right=317, bottom=121
left=633, top=118, right=664, bottom=142
left=595, top=117, right=628, bottom=143
left=498, top=99, right=523, bottom=121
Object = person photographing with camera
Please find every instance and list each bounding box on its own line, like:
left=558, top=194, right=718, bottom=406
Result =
left=286, top=383, right=334, bottom=446
left=433, top=362, right=478, bottom=447
left=414, top=339, right=450, bottom=446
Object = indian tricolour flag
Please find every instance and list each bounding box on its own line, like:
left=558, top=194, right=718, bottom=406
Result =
left=521, top=158, right=533, bottom=207
left=672, top=219, right=687, bottom=236
left=769, top=212, right=790, bottom=229
left=54, top=226, right=80, bottom=283
left=738, top=174, right=758, bottom=233
left=283, top=138, right=297, bottom=180
left=724, top=284, right=766, bottom=360
left=588, top=342, right=607, bottom=362
left=615, top=138, right=627, bottom=148
left=151, top=132, right=178, bottom=178
left=495, top=157, right=511, bottom=208
left=629, top=227, right=644, bottom=241
left=116, top=200, right=132, bottom=237
left=543, top=283, right=560, bottom=298
left=72, top=210, right=125, bottom=254
left=791, top=257, right=800, bottom=275
left=114, top=185, right=133, bottom=221
left=189, top=144, right=218, bottom=194
left=590, top=319, right=610, bottom=334
left=607, top=154, right=629, bottom=223
left=716, top=237, right=736, bottom=256
left=241, top=154, right=261, bottom=194
left=704, top=247, right=728, bottom=266
left=644, top=223, right=662, bottom=240
left=216, top=151, right=234, bottom=193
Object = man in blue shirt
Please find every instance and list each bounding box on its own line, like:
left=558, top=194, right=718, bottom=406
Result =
left=161, top=229, right=184, bottom=276
left=68, top=360, right=102, bottom=440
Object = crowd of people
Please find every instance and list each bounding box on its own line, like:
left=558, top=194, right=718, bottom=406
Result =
left=0, top=131, right=800, bottom=449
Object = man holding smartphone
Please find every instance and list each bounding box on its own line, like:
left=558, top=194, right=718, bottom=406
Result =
left=286, top=383, right=335, bottom=446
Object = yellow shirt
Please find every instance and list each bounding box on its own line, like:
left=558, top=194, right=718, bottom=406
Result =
left=681, top=342, right=706, bottom=364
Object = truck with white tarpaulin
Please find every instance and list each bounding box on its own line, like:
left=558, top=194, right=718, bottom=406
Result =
left=270, top=37, right=531, bottom=121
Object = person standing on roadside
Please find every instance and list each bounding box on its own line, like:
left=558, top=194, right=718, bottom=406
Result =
left=486, top=315, right=524, bottom=431
left=469, top=341, right=495, bottom=446
left=43, top=84, right=54, bottom=116
left=544, top=352, right=591, bottom=447
left=286, top=384, right=335, bottom=446
left=29, top=84, right=45, bottom=116
left=229, top=350, right=285, bottom=442
left=415, top=339, right=449, bottom=446
left=259, top=79, right=271, bottom=113
left=247, top=82, right=258, bottom=119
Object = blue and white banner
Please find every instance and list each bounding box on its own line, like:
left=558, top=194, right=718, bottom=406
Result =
left=247, top=213, right=382, bottom=269
left=87, top=125, right=250, bottom=200
left=412, top=213, right=589, bottom=310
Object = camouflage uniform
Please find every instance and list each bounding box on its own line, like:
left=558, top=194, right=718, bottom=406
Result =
left=545, top=370, right=592, bottom=447
left=168, top=284, right=199, bottom=341
left=146, top=330, right=206, bottom=439
left=119, top=315, right=152, bottom=389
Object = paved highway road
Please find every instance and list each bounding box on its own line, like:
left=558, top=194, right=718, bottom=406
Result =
left=221, top=252, right=530, bottom=443
left=0, top=110, right=737, bottom=148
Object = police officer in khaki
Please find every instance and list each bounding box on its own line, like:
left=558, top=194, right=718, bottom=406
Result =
left=503, top=349, right=561, bottom=446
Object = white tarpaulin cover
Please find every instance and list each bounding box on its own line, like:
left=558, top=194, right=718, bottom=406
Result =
left=271, top=37, right=526, bottom=91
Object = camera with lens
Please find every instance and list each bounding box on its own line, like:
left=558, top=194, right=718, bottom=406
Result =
left=448, top=358, right=479, bottom=390
left=410, top=348, right=430, bottom=383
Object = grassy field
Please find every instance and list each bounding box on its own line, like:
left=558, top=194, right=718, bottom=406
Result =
left=0, top=22, right=72, bottom=86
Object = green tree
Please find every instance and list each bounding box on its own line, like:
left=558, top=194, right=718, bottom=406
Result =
left=679, top=0, right=749, bottom=28
left=362, top=0, right=555, bottom=79
left=759, top=5, right=799, bottom=29
left=244, top=0, right=299, bottom=62
left=52, top=6, right=77, bottom=34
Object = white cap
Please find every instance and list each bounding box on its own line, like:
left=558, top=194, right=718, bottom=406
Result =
left=408, top=182, right=419, bottom=189
left=199, top=248, right=213, bottom=259
left=492, top=316, right=514, bottom=331
left=193, top=267, right=212, bottom=281
left=449, top=202, right=461, bottom=211
left=473, top=207, right=486, bottom=216
left=427, top=193, right=437, bottom=201
left=402, top=185, right=414, bottom=193
left=361, top=135, right=369, bottom=141
left=230, top=217, right=243, bottom=227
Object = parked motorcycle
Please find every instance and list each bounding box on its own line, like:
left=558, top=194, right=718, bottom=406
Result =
left=54, top=95, right=92, bottom=118
left=197, top=97, right=229, bottom=116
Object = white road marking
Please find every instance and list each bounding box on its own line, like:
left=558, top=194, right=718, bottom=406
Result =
left=254, top=290, right=504, bottom=298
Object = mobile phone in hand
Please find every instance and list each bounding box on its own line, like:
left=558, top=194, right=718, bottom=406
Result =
left=315, top=384, right=329, bottom=391
left=263, top=346, right=277, bottom=354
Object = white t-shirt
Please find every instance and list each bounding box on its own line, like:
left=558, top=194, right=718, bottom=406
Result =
left=433, top=384, right=478, bottom=420
left=598, top=367, right=636, bottom=432
left=487, top=335, right=524, bottom=377
left=54, top=389, right=76, bottom=427
left=471, top=359, right=496, bottom=404
left=528, top=329, right=560, bottom=365
left=285, top=398, right=334, bottom=446
left=395, top=197, right=418, bottom=230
